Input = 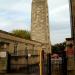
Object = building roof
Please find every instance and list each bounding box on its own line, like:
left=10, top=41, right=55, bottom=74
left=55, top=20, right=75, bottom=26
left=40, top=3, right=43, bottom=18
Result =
left=0, top=30, right=42, bottom=45
left=66, top=38, right=73, bottom=41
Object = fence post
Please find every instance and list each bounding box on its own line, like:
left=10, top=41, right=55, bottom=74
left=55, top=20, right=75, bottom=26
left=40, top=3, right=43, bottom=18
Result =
left=40, top=49, right=43, bottom=75
left=42, top=50, right=45, bottom=75
left=47, top=53, right=51, bottom=75
left=7, top=52, right=11, bottom=73
left=62, top=51, right=67, bottom=75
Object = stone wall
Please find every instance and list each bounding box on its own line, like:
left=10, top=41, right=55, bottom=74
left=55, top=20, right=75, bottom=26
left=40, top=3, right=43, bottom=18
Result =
left=70, top=0, right=75, bottom=50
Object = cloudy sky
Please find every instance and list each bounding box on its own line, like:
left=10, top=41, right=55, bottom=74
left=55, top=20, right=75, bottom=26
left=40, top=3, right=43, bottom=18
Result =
left=0, top=0, right=71, bottom=44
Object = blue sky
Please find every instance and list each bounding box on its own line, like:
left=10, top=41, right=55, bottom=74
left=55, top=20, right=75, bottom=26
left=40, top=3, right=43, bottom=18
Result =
left=0, top=0, right=71, bottom=44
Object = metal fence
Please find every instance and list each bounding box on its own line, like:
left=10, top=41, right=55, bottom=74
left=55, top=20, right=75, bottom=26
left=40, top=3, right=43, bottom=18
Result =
left=6, top=50, right=67, bottom=75
left=7, top=50, right=40, bottom=75
left=51, top=58, right=62, bottom=75
left=51, top=51, right=67, bottom=75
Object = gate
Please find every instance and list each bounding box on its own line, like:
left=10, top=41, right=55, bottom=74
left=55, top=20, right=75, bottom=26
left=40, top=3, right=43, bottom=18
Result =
left=40, top=50, right=67, bottom=75
left=51, top=51, right=67, bottom=75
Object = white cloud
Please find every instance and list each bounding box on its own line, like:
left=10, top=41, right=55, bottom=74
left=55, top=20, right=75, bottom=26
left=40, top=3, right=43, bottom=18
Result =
left=50, top=28, right=71, bottom=44
left=0, top=0, right=31, bottom=31
left=0, top=0, right=31, bottom=13
left=48, top=0, right=71, bottom=44
left=0, top=0, right=71, bottom=44
left=50, top=4, right=69, bottom=15
left=48, top=0, right=69, bottom=10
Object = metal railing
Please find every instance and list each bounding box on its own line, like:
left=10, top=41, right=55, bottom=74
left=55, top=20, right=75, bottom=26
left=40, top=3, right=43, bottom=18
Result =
left=7, top=50, right=40, bottom=74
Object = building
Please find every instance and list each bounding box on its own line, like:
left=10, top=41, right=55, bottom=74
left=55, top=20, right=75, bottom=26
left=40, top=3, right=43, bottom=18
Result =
left=0, top=30, right=42, bottom=71
left=70, top=0, right=75, bottom=49
left=31, top=0, right=51, bottom=53
left=66, top=38, right=75, bottom=75
left=0, top=30, right=42, bottom=54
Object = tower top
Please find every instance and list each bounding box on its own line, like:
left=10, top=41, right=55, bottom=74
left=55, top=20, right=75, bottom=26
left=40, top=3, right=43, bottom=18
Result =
left=32, top=0, right=47, bottom=3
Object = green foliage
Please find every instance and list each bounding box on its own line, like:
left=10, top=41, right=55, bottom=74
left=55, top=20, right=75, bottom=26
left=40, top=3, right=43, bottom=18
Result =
left=52, top=42, right=66, bottom=55
left=11, top=29, right=31, bottom=40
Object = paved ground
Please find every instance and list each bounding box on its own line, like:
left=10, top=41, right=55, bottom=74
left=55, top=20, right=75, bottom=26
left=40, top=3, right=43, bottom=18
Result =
left=0, top=73, right=39, bottom=75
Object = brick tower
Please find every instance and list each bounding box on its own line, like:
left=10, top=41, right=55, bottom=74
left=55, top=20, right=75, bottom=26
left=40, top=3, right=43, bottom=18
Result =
left=31, top=0, right=51, bottom=53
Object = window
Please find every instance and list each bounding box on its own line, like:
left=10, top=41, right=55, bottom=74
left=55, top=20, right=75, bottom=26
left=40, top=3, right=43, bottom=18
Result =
left=14, top=42, right=18, bottom=55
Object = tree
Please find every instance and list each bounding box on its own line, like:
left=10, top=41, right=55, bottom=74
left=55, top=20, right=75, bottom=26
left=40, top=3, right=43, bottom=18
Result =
left=52, top=42, right=66, bottom=56
left=11, top=29, right=31, bottom=40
